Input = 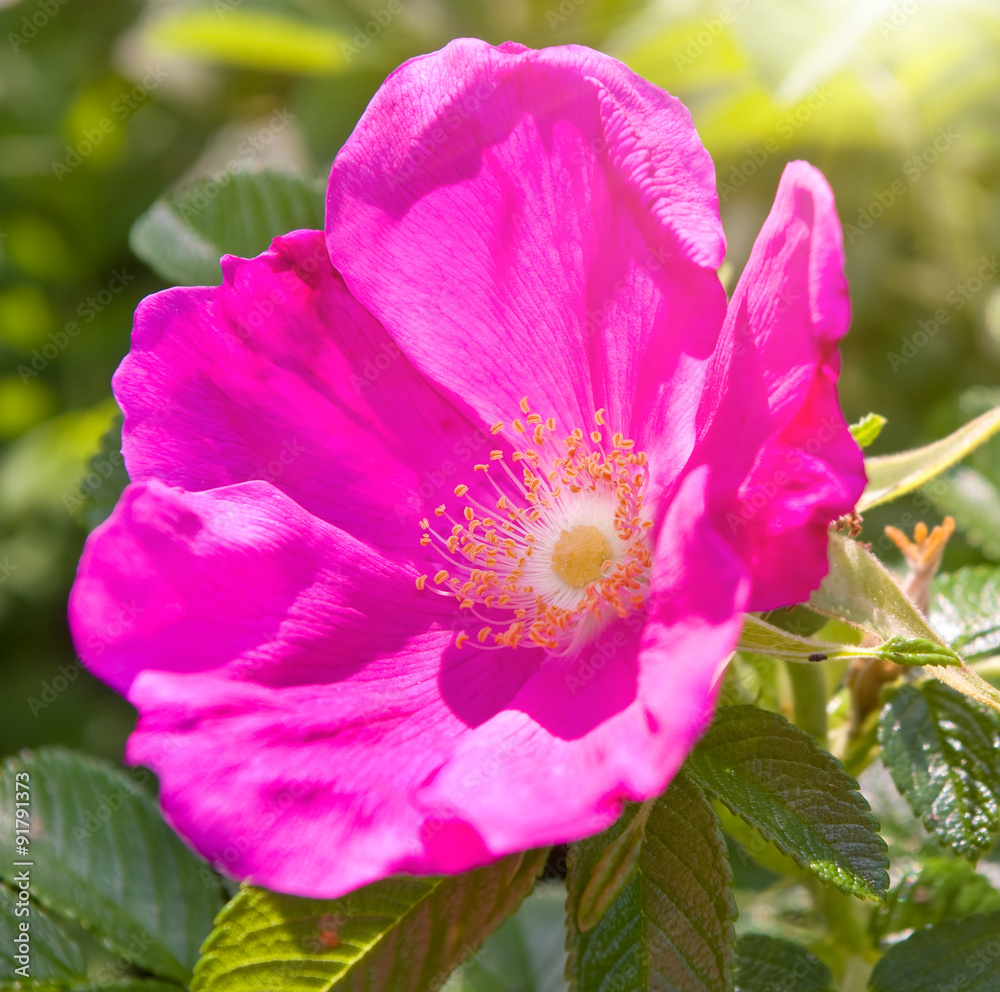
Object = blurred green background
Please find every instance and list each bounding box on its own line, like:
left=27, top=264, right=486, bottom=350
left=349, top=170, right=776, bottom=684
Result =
left=1, top=0, right=999, bottom=769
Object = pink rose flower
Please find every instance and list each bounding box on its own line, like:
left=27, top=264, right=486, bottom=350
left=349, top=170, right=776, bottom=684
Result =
left=69, top=39, right=864, bottom=898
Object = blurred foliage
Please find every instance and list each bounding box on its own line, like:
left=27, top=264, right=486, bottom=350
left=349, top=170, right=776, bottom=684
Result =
left=1, top=0, right=999, bottom=985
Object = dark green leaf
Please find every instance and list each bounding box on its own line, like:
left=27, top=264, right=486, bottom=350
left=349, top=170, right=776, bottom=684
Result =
left=0, top=883, right=186, bottom=992
left=849, top=413, right=887, bottom=449
left=733, top=934, right=832, bottom=992
left=0, top=884, right=87, bottom=987
left=191, top=849, right=548, bottom=992
left=73, top=414, right=128, bottom=532
left=687, top=706, right=889, bottom=901
left=869, top=911, right=1000, bottom=992
left=871, top=858, right=1000, bottom=941
left=575, top=801, right=651, bottom=932
left=566, top=770, right=735, bottom=992
left=130, top=170, right=325, bottom=286
left=933, top=566, right=1000, bottom=660
left=0, top=749, right=225, bottom=984
left=879, top=682, right=1000, bottom=858
left=450, top=883, right=568, bottom=992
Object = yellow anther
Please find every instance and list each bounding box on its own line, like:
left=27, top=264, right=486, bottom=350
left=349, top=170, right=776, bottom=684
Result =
left=419, top=518, right=429, bottom=530
left=591, top=430, right=602, bottom=442
left=491, top=421, right=504, bottom=434
left=490, top=450, right=504, bottom=460
left=434, top=569, right=449, bottom=584
left=595, top=408, right=606, bottom=426
left=454, top=484, right=469, bottom=496
left=415, top=574, right=427, bottom=590
left=474, top=463, right=489, bottom=472
left=477, top=626, right=492, bottom=643
left=434, top=504, right=446, bottom=516
left=456, top=632, right=469, bottom=649
left=513, top=419, right=525, bottom=433
left=420, top=534, right=431, bottom=546
left=519, top=396, right=531, bottom=413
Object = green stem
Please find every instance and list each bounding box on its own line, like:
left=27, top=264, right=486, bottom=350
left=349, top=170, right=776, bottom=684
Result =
left=785, top=660, right=828, bottom=747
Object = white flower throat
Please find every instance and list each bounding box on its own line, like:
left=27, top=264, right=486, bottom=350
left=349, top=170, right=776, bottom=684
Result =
left=416, top=398, right=653, bottom=653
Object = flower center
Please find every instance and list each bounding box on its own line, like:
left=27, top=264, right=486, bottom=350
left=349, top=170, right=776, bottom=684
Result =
left=416, top=399, right=653, bottom=653
left=551, top=526, right=611, bottom=588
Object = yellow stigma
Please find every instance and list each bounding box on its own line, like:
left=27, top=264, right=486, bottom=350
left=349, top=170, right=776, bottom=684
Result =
left=551, top=525, right=611, bottom=588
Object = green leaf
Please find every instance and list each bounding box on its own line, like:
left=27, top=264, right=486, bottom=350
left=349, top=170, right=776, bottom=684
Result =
left=1, top=885, right=185, bottom=992
left=0, top=884, right=87, bottom=987
left=733, top=934, right=833, bottom=992
left=738, top=615, right=948, bottom=667
left=869, top=911, right=1000, bottom=992
left=810, top=532, right=958, bottom=651
left=151, top=9, right=352, bottom=76
left=566, top=770, right=735, bottom=992
left=130, top=170, right=325, bottom=286
left=575, top=800, right=652, bottom=932
left=933, top=565, right=1000, bottom=659
left=871, top=858, right=1000, bottom=942
left=74, top=414, right=127, bottom=532
left=0, top=749, right=225, bottom=985
left=859, top=406, right=1000, bottom=511
left=875, top=635, right=965, bottom=666
left=448, top=883, right=567, bottom=992
left=924, top=467, right=1000, bottom=561
left=191, top=849, right=548, bottom=992
left=738, top=614, right=851, bottom=663
left=879, top=681, right=1000, bottom=859
left=849, top=413, right=887, bottom=449
left=687, top=706, right=889, bottom=901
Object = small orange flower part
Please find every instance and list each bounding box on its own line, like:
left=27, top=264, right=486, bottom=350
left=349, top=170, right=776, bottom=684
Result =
left=884, top=516, right=956, bottom=615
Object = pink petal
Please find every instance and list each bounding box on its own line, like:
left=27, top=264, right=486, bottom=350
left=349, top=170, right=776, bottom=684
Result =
left=699, top=161, right=865, bottom=610
left=70, top=474, right=746, bottom=896
left=419, top=467, right=749, bottom=854
left=326, top=38, right=727, bottom=479
left=115, top=229, right=495, bottom=552
left=69, top=479, right=466, bottom=696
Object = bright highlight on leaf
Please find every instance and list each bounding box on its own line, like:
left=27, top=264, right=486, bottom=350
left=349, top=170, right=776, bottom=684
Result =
left=191, top=850, right=548, bottom=992
left=848, top=412, right=887, bottom=448
left=151, top=11, right=353, bottom=76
